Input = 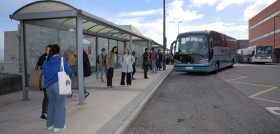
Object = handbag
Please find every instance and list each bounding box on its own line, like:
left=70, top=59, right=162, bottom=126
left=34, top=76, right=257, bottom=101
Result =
left=58, top=57, right=72, bottom=95
left=29, top=66, right=45, bottom=90
left=145, top=60, right=151, bottom=66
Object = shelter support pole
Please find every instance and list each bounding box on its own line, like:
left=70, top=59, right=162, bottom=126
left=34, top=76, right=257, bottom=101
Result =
left=77, top=16, right=85, bottom=105
left=129, top=34, right=133, bottom=51
left=96, top=36, right=99, bottom=79
left=20, top=21, right=29, bottom=101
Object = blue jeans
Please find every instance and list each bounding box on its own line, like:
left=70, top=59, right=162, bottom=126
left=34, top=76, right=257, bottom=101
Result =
left=84, top=77, right=88, bottom=94
left=46, top=82, right=66, bottom=129
left=99, top=66, right=107, bottom=80
left=152, top=61, right=157, bottom=73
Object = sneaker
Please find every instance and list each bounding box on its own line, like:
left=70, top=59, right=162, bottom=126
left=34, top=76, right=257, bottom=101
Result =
left=84, top=93, right=90, bottom=98
left=120, top=85, right=125, bottom=87
left=127, top=85, right=131, bottom=87
left=53, top=125, right=66, bottom=133
left=144, top=77, right=149, bottom=79
left=40, top=113, right=47, bottom=120
left=101, top=80, right=106, bottom=83
left=47, top=126, right=54, bottom=130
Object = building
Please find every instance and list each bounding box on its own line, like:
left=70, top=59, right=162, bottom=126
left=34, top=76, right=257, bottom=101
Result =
left=3, top=31, right=20, bottom=75
left=248, top=0, right=280, bottom=62
left=237, top=40, right=248, bottom=49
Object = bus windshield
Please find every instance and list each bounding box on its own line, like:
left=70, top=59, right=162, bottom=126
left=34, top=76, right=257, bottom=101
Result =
left=176, top=35, right=208, bottom=56
left=256, top=46, right=272, bottom=57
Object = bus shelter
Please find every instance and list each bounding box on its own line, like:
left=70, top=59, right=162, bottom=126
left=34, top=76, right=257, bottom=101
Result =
left=10, top=1, right=161, bottom=104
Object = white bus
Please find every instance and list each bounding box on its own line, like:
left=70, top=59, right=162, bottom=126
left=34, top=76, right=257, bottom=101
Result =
left=237, top=45, right=273, bottom=63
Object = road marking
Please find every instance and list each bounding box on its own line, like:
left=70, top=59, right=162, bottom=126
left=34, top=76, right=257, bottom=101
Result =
left=266, top=107, right=280, bottom=115
left=249, top=87, right=277, bottom=98
left=220, top=72, right=280, bottom=104
left=235, top=64, right=280, bottom=72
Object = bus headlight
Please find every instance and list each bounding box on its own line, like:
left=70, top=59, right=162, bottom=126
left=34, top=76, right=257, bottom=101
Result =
left=198, top=59, right=208, bottom=64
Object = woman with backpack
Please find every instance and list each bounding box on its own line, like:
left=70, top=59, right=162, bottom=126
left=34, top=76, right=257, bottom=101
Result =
left=98, top=48, right=107, bottom=83
left=119, top=47, right=135, bottom=87
left=83, top=48, right=91, bottom=98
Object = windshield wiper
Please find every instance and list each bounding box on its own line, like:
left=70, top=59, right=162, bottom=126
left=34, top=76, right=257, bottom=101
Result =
left=187, top=54, right=205, bottom=58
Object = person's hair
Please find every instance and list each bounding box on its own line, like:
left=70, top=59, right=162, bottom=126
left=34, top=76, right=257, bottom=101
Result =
left=158, top=50, right=161, bottom=52
left=132, top=51, right=136, bottom=56
left=83, top=48, right=86, bottom=53
left=47, top=44, right=60, bottom=61
left=152, top=48, right=155, bottom=50
left=124, top=47, right=130, bottom=55
left=145, top=48, right=148, bottom=51
left=46, top=45, right=51, bottom=49
left=111, top=46, right=118, bottom=54
left=45, top=45, right=52, bottom=55
left=102, top=48, right=106, bottom=51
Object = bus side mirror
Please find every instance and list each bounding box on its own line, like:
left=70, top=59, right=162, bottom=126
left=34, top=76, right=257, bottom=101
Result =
left=170, top=41, right=176, bottom=56
left=210, top=49, right=214, bottom=57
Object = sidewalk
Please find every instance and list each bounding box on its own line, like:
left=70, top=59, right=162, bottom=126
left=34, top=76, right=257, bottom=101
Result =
left=0, top=65, right=173, bottom=134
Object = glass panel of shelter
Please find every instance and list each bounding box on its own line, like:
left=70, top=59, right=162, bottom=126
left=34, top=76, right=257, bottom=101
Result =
left=83, top=34, right=97, bottom=72
left=131, top=41, right=147, bottom=66
left=118, top=41, right=124, bottom=67
left=24, top=18, right=78, bottom=89
left=98, top=37, right=108, bottom=56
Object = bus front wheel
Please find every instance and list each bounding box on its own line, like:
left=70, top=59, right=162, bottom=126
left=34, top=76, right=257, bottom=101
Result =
left=229, top=59, right=234, bottom=68
left=213, top=62, right=219, bottom=74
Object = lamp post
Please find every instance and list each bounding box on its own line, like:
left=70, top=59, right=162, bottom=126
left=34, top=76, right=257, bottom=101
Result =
left=274, top=15, right=280, bottom=62
left=178, top=21, right=182, bottom=35
left=163, top=0, right=166, bottom=70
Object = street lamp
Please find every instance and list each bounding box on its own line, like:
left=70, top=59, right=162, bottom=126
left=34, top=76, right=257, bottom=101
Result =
left=178, top=21, right=182, bottom=35
left=274, top=15, right=280, bottom=62
left=163, top=0, right=166, bottom=70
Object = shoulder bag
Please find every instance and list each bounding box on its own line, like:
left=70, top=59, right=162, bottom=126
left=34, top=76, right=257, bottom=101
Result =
left=58, top=57, right=72, bottom=95
left=29, top=65, right=45, bottom=90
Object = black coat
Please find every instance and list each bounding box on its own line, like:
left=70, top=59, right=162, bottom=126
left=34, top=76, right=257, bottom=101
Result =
left=83, top=52, right=92, bottom=77
left=36, top=54, right=47, bottom=69
left=142, top=51, right=150, bottom=67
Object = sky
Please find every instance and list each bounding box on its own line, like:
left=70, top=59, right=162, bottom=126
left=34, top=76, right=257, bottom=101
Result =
left=0, top=0, right=277, bottom=61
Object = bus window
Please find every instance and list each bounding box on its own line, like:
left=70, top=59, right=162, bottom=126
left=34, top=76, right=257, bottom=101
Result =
left=177, top=35, right=208, bottom=56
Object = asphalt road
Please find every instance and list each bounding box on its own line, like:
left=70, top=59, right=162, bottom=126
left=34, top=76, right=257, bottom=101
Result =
left=126, top=64, right=280, bottom=134
left=217, top=63, right=280, bottom=119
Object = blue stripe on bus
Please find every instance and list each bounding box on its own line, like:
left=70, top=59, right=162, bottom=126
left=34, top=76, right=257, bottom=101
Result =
left=174, top=58, right=233, bottom=72
left=174, top=58, right=228, bottom=67
left=174, top=66, right=215, bottom=71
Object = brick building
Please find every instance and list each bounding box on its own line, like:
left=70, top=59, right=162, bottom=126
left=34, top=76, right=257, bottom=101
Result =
left=249, top=0, right=280, bottom=62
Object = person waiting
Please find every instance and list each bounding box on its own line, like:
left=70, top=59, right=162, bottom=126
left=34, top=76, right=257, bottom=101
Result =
left=119, top=47, right=135, bottom=87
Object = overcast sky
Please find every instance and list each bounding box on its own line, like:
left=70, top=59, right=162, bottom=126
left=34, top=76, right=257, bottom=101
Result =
left=0, top=0, right=277, bottom=61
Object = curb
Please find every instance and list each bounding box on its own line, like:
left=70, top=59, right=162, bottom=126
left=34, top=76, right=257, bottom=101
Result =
left=96, top=67, right=173, bottom=134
